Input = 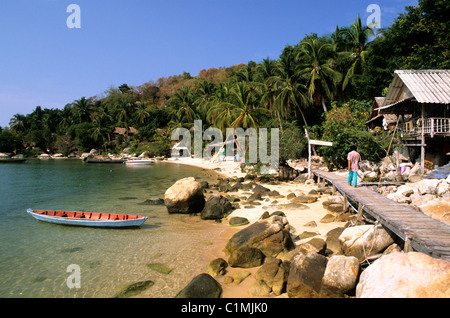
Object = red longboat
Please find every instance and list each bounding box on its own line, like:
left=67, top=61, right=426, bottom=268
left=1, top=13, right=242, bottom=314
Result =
left=27, top=209, right=147, bottom=228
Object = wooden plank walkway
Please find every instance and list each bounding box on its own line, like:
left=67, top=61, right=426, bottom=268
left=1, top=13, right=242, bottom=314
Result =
left=312, top=169, right=450, bottom=262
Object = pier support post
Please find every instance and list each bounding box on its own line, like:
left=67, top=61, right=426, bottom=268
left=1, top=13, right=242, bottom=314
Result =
left=420, top=103, right=425, bottom=174
left=332, top=184, right=336, bottom=195
left=356, top=203, right=363, bottom=223
left=404, top=237, right=413, bottom=253
left=343, top=193, right=348, bottom=212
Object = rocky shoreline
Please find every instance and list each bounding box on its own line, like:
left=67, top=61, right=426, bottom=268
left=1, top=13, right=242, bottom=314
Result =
left=7, top=148, right=448, bottom=298
left=159, top=164, right=450, bottom=298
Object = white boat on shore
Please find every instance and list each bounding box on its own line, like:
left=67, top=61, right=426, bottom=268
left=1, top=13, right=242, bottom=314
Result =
left=124, top=159, right=155, bottom=166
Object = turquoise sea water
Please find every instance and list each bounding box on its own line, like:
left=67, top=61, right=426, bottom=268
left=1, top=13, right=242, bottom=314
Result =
left=0, top=159, right=221, bottom=298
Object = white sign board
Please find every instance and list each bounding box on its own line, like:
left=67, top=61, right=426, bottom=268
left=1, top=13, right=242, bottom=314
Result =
left=306, top=137, right=333, bottom=179
left=309, top=139, right=333, bottom=146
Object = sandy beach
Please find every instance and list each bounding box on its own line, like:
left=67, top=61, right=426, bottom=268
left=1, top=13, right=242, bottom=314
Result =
left=164, top=157, right=348, bottom=298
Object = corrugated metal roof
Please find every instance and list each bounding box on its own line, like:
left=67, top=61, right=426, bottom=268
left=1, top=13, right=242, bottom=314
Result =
left=383, top=70, right=450, bottom=107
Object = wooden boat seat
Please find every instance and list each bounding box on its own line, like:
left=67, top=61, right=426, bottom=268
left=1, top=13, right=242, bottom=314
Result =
left=99, top=214, right=111, bottom=220
left=89, top=213, right=101, bottom=220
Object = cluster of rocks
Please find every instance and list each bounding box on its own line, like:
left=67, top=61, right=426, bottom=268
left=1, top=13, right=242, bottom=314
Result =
left=0, top=152, right=25, bottom=159
left=177, top=206, right=450, bottom=298
left=163, top=176, right=450, bottom=298
left=178, top=212, right=449, bottom=298
left=377, top=177, right=450, bottom=225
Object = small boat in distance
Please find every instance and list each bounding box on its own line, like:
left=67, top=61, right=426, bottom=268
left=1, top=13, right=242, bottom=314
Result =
left=84, top=158, right=125, bottom=164
left=27, top=209, right=147, bottom=228
left=124, top=159, right=155, bottom=166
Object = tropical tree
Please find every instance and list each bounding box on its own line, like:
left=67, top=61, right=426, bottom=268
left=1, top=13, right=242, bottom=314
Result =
left=9, top=113, right=26, bottom=132
left=228, top=82, right=266, bottom=129
left=194, top=80, right=216, bottom=123
left=268, top=49, right=309, bottom=130
left=134, top=102, right=150, bottom=125
left=72, top=97, right=93, bottom=124
left=115, top=96, right=134, bottom=141
left=297, top=37, right=342, bottom=112
left=256, top=58, right=279, bottom=125
left=167, top=87, right=197, bottom=124
left=339, top=16, right=375, bottom=90
left=58, top=104, right=74, bottom=134
left=90, top=118, right=109, bottom=152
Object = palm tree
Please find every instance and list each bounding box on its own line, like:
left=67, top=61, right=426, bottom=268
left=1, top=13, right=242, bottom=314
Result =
left=167, top=87, right=197, bottom=124
left=297, top=37, right=342, bottom=112
left=194, top=80, right=216, bottom=123
left=134, top=102, right=150, bottom=125
left=208, top=100, right=234, bottom=133
left=115, top=96, right=134, bottom=141
left=228, top=82, right=266, bottom=129
left=207, top=83, right=232, bottom=130
left=256, top=58, right=278, bottom=82
left=9, top=113, right=26, bottom=132
left=256, top=58, right=279, bottom=120
left=91, top=104, right=112, bottom=142
left=268, top=53, right=309, bottom=130
left=58, top=104, right=74, bottom=134
left=72, top=97, right=93, bottom=123
left=90, top=118, right=109, bottom=152
left=9, top=113, right=26, bottom=148
left=339, top=16, right=375, bottom=90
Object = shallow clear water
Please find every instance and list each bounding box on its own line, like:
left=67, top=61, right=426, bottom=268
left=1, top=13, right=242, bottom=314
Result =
left=0, top=159, right=222, bottom=298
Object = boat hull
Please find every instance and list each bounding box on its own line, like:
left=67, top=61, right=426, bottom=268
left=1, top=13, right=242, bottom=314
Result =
left=125, top=159, right=155, bottom=165
left=84, top=159, right=125, bottom=164
left=27, top=209, right=147, bottom=228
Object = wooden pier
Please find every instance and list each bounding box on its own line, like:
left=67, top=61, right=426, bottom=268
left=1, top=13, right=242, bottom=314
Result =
left=312, top=170, right=450, bottom=261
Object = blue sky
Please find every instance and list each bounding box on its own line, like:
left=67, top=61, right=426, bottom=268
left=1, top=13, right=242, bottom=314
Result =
left=0, top=0, right=417, bottom=127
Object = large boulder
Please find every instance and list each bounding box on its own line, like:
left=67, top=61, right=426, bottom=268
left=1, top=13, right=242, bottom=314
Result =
left=201, top=193, right=232, bottom=220
left=339, top=225, right=395, bottom=262
left=286, top=252, right=328, bottom=298
left=437, top=179, right=450, bottom=196
left=207, top=258, right=228, bottom=276
left=416, top=179, right=440, bottom=195
left=321, top=255, right=360, bottom=297
left=224, top=215, right=294, bottom=258
left=228, top=246, right=265, bottom=268
left=164, top=177, right=205, bottom=214
left=175, top=273, right=222, bottom=298
left=325, top=227, right=345, bottom=255
left=249, top=259, right=290, bottom=296
left=356, top=252, right=450, bottom=298
left=293, top=237, right=327, bottom=256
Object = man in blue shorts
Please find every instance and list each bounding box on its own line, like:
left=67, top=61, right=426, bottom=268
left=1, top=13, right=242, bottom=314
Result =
left=347, top=145, right=361, bottom=187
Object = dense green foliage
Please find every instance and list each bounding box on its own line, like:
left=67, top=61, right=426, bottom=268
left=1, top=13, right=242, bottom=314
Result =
left=1, top=1, right=448, bottom=167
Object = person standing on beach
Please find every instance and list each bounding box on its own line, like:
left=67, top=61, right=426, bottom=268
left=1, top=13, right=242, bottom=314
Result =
left=347, top=145, right=361, bottom=187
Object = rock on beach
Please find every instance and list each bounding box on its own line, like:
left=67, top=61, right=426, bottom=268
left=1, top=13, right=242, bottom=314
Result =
left=224, top=215, right=294, bottom=259
left=164, top=177, right=205, bottom=214
left=356, top=252, right=450, bottom=298
left=339, top=224, right=395, bottom=262
left=176, top=273, right=222, bottom=298
left=201, top=193, right=232, bottom=220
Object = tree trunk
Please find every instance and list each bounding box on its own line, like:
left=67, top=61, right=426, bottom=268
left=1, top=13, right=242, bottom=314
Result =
left=321, top=96, right=328, bottom=113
